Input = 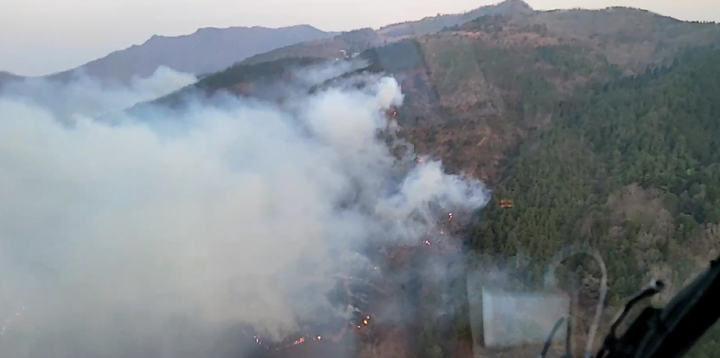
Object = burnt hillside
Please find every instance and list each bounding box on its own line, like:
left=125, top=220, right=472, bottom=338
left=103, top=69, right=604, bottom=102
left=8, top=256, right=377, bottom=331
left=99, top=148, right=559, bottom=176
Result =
left=120, top=7, right=720, bottom=358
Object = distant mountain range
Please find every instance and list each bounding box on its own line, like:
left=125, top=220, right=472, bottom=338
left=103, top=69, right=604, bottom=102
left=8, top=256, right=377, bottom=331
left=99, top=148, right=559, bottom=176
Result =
left=0, top=71, right=22, bottom=84
left=0, top=0, right=543, bottom=87
left=0, top=25, right=336, bottom=85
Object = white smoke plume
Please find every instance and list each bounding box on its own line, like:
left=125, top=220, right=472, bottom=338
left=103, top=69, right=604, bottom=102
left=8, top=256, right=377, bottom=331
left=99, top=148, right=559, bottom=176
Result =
left=0, top=66, right=197, bottom=121
left=0, top=64, right=488, bottom=357
left=292, top=59, right=370, bottom=88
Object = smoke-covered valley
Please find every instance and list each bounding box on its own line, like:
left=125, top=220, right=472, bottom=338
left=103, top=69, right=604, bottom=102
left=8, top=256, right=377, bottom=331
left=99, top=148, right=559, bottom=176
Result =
left=0, top=66, right=198, bottom=122
left=0, top=61, right=489, bottom=357
left=7, top=3, right=720, bottom=356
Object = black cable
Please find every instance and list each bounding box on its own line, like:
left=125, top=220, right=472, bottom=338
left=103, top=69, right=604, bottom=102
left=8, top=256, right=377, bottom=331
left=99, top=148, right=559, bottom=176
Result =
left=540, top=317, right=566, bottom=358
left=561, top=316, right=572, bottom=358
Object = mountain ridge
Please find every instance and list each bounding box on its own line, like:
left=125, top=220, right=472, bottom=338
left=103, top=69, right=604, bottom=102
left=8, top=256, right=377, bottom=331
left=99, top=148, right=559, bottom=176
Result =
left=377, top=0, right=534, bottom=37
left=40, top=24, right=335, bottom=84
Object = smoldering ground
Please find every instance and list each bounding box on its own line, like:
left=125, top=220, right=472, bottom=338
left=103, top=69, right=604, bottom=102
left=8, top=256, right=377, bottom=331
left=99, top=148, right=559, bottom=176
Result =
left=0, top=62, right=489, bottom=358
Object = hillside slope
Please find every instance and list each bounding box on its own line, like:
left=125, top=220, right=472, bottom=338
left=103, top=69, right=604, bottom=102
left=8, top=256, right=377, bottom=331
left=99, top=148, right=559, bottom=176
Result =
left=396, top=8, right=720, bottom=180
left=48, top=25, right=335, bottom=83
left=232, top=1, right=720, bottom=79
left=239, top=28, right=384, bottom=66
left=239, top=0, right=535, bottom=67
left=529, top=7, right=720, bottom=74
left=0, top=71, right=22, bottom=89
left=469, top=46, right=720, bottom=358
left=186, top=4, right=720, bottom=184
left=377, top=0, right=533, bottom=38
left=125, top=8, right=720, bottom=358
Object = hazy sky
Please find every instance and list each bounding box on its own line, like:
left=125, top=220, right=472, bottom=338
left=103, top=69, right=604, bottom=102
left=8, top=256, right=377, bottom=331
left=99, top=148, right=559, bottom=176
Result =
left=1, top=0, right=718, bottom=76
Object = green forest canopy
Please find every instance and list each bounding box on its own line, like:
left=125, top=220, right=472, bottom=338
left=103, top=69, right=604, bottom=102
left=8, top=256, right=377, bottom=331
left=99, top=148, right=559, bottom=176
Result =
left=466, top=45, right=720, bottom=357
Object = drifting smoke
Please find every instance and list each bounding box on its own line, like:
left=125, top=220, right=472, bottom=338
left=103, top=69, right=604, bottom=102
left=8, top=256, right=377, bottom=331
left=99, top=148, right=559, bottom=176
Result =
left=0, top=63, right=488, bottom=357
left=292, top=59, right=370, bottom=88
left=0, top=66, right=197, bottom=121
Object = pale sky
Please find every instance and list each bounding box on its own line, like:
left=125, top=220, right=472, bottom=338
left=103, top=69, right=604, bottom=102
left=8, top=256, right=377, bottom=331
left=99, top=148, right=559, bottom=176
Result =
left=1, top=0, right=718, bottom=76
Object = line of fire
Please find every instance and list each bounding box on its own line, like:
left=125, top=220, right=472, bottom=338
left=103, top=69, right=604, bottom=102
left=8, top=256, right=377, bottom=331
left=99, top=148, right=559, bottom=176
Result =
left=221, top=105, right=474, bottom=358
left=234, top=106, right=585, bottom=358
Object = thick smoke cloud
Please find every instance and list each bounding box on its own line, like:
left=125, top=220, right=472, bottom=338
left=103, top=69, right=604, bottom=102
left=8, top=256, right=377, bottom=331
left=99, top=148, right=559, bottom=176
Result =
left=0, top=64, right=488, bottom=357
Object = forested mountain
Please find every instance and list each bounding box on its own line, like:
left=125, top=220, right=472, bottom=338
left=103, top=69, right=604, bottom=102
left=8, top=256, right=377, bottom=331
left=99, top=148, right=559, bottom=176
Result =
left=469, top=46, right=720, bottom=358
left=127, top=3, right=720, bottom=357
